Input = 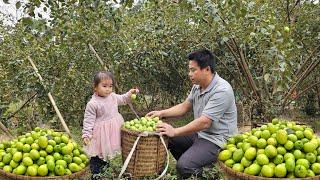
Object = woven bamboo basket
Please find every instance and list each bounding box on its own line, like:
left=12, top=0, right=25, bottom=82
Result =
left=219, top=160, right=320, bottom=180
left=0, top=165, right=89, bottom=180
left=120, top=127, right=168, bottom=179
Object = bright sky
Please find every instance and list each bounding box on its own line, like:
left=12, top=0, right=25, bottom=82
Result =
left=0, top=0, right=50, bottom=26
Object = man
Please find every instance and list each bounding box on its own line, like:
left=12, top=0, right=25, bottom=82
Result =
left=147, top=49, right=238, bottom=178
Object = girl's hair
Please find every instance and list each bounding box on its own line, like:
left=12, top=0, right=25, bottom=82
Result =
left=93, top=71, right=115, bottom=87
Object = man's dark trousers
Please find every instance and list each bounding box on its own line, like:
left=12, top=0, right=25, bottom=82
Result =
left=168, top=133, right=221, bottom=179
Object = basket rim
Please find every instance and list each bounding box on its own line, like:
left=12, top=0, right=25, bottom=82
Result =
left=0, top=165, right=89, bottom=179
left=218, top=160, right=320, bottom=180
left=121, top=126, right=164, bottom=137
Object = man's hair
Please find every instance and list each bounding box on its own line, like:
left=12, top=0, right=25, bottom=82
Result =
left=187, top=49, right=216, bottom=73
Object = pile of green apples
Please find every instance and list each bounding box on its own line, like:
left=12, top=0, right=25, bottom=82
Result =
left=0, top=127, right=89, bottom=177
left=219, top=119, right=320, bottom=178
left=123, top=116, right=162, bottom=132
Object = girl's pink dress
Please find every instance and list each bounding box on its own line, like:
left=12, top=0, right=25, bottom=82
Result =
left=82, top=92, right=131, bottom=161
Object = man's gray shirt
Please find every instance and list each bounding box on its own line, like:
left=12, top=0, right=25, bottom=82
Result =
left=187, top=73, right=238, bottom=148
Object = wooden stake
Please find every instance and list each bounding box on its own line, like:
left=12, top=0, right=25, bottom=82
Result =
left=88, top=43, right=120, bottom=92
left=27, top=57, right=71, bottom=136
left=0, top=121, right=14, bottom=139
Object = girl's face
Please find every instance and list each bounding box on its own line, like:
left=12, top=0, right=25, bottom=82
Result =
left=94, top=78, right=113, bottom=97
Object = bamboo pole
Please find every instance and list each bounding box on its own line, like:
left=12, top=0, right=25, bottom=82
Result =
left=27, top=56, right=71, bottom=136
left=88, top=43, right=120, bottom=92
left=0, top=121, right=14, bottom=139
left=88, top=43, right=109, bottom=72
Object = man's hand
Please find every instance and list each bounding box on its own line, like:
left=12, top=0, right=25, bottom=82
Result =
left=156, top=122, right=176, bottom=137
left=146, top=110, right=163, bottom=118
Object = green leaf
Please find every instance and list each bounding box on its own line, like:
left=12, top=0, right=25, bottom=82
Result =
left=16, top=1, right=22, bottom=9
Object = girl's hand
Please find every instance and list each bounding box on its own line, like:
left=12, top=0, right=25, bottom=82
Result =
left=83, top=137, right=91, bottom=145
left=129, top=88, right=139, bottom=94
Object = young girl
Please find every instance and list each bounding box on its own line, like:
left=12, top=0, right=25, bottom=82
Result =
left=82, top=71, right=138, bottom=179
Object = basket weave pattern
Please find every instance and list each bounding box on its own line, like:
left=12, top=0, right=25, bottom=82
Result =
left=219, top=160, right=320, bottom=180
left=121, top=127, right=168, bottom=178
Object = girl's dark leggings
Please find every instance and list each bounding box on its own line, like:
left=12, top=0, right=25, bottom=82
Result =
left=90, top=156, right=108, bottom=180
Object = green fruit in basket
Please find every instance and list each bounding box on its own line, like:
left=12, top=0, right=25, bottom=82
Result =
left=257, top=149, right=265, bottom=155
left=274, top=163, right=286, bottom=177
left=15, top=164, right=27, bottom=175
left=3, top=165, right=12, bottom=172
left=3, top=153, right=12, bottom=165
left=218, top=150, right=232, bottom=161
left=23, top=156, right=33, bottom=166
left=246, top=163, right=261, bottom=175
left=55, top=164, right=65, bottom=176
left=30, top=149, right=40, bottom=160
left=248, top=136, right=258, bottom=147
left=272, top=118, right=279, bottom=125
left=61, top=135, right=69, bottom=144
left=261, top=130, right=271, bottom=140
left=306, top=152, right=316, bottom=163
left=295, top=165, right=307, bottom=178
left=26, top=136, right=34, bottom=145
left=285, top=158, right=295, bottom=172
left=304, top=141, right=318, bottom=153
left=232, top=149, right=244, bottom=163
left=288, top=134, right=298, bottom=142
left=312, top=163, right=320, bottom=175
left=241, top=142, right=251, bottom=152
left=10, top=160, right=19, bottom=168
left=302, top=138, right=309, bottom=144
left=12, top=151, right=22, bottom=162
left=256, top=139, right=267, bottom=149
left=296, top=159, right=310, bottom=169
left=39, top=150, right=47, bottom=157
left=23, top=144, right=31, bottom=153
left=65, top=168, right=72, bottom=175
left=307, top=169, right=315, bottom=177
left=304, top=129, right=314, bottom=140
left=241, top=157, right=252, bottom=167
left=225, top=159, right=235, bottom=167
left=284, top=141, right=294, bottom=150
left=284, top=153, right=295, bottom=161
left=73, top=156, right=83, bottom=165
left=273, top=154, right=284, bottom=165
left=296, top=131, right=304, bottom=139
left=15, top=142, right=24, bottom=151
left=69, top=163, right=81, bottom=172
left=37, top=157, right=46, bottom=166
left=31, top=143, right=40, bottom=150
left=38, top=136, right=48, bottom=149
left=256, top=154, right=269, bottom=166
left=276, top=130, right=287, bottom=145
left=27, top=165, right=38, bottom=176
left=38, top=164, right=48, bottom=176
left=295, top=140, right=304, bottom=150
left=47, top=159, right=55, bottom=172
left=232, top=163, right=244, bottom=172
left=267, top=137, right=277, bottom=146
left=277, top=146, right=286, bottom=155
left=261, top=164, right=274, bottom=177
left=265, top=145, right=277, bottom=158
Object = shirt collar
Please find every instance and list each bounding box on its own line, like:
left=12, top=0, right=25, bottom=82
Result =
left=197, top=73, right=219, bottom=95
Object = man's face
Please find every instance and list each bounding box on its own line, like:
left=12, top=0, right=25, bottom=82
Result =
left=188, top=60, right=209, bottom=85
